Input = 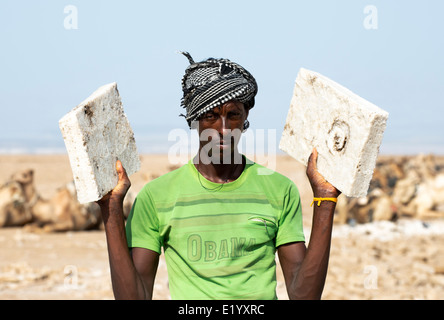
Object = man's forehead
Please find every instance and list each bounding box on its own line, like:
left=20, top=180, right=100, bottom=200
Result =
left=211, top=101, right=244, bottom=112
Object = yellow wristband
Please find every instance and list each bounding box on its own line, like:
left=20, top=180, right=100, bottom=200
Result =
left=310, top=197, right=338, bottom=207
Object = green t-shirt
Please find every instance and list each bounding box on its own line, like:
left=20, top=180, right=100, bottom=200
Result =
left=125, top=157, right=305, bottom=300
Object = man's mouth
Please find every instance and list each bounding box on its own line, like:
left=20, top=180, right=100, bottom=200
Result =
left=219, top=139, right=231, bottom=145
left=217, top=141, right=231, bottom=149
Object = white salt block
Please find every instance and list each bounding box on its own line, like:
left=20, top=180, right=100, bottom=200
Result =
left=279, top=68, right=388, bottom=197
left=59, top=82, right=140, bottom=203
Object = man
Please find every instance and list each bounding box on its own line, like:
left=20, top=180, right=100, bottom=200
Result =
left=97, top=53, right=340, bottom=300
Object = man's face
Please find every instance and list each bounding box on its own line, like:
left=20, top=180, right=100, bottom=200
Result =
left=196, top=100, right=248, bottom=164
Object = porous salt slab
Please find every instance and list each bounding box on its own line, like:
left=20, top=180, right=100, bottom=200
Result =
left=59, top=82, right=140, bottom=203
left=279, top=68, right=388, bottom=197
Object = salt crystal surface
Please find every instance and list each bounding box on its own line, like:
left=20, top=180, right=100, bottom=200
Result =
left=279, top=68, right=389, bottom=197
left=59, top=82, right=140, bottom=203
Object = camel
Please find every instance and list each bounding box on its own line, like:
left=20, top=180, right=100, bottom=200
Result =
left=335, top=154, right=444, bottom=225
left=334, top=188, right=396, bottom=225
left=2, top=168, right=135, bottom=232
left=5, top=168, right=101, bottom=232
left=395, top=173, right=444, bottom=220
left=0, top=180, right=32, bottom=227
left=370, top=159, right=405, bottom=194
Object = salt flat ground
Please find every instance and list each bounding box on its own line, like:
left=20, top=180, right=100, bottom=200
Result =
left=0, top=154, right=443, bottom=299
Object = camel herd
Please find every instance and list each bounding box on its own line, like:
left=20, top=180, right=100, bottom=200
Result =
left=0, top=168, right=134, bottom=232
left=335, top=154, right=444, bottom=224
left=1, top=154, right=443, bottom=232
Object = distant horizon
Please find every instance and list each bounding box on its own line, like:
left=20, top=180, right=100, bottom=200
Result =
left=1, top=132, right=443, bottom=156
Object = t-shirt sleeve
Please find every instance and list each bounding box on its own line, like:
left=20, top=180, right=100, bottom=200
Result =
left=125, top=185, right=162, bottom=254
left=275, top=182, right=305, bottom=247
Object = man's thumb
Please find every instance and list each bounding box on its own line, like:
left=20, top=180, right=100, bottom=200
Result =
left=116, top=160, right=128, bottom=180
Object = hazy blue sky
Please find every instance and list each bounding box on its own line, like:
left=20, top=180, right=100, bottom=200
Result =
left=1, top=0, right=443, bottom=154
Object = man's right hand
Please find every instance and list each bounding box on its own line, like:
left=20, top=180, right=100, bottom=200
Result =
left=97, top=160, right=131, bottom=208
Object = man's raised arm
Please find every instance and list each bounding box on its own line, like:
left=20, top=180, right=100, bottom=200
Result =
left=278, top=148, right=340, bottom=299
left=97, top=160, right=159, bottom=300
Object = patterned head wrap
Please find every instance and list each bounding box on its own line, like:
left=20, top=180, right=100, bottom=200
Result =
left=180, top=52, right=258, bottom=128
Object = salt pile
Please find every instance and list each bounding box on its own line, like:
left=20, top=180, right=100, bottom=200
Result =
left=332, top=219, right=444, bottom=242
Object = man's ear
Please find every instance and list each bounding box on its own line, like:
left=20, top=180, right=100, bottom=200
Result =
left=243, top=105, right=249, bottom=120
left=242, top=106, right=250, bottom=132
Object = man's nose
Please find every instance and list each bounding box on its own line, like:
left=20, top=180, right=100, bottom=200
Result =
left=216, top=116, right=231, bottom=135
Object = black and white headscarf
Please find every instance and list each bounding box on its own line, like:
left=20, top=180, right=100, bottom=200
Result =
left=180, top=52, right=258, bottom=128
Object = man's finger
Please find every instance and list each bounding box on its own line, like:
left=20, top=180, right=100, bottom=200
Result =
left=115, top=160, right=131, bottom=193
left=116, top=159, right=123, bottom=173
left=116, top=160, right=128, bottom=180
left=311, top=147, right=318, bottom=165
left=307, top=147, right=318, bottom=172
